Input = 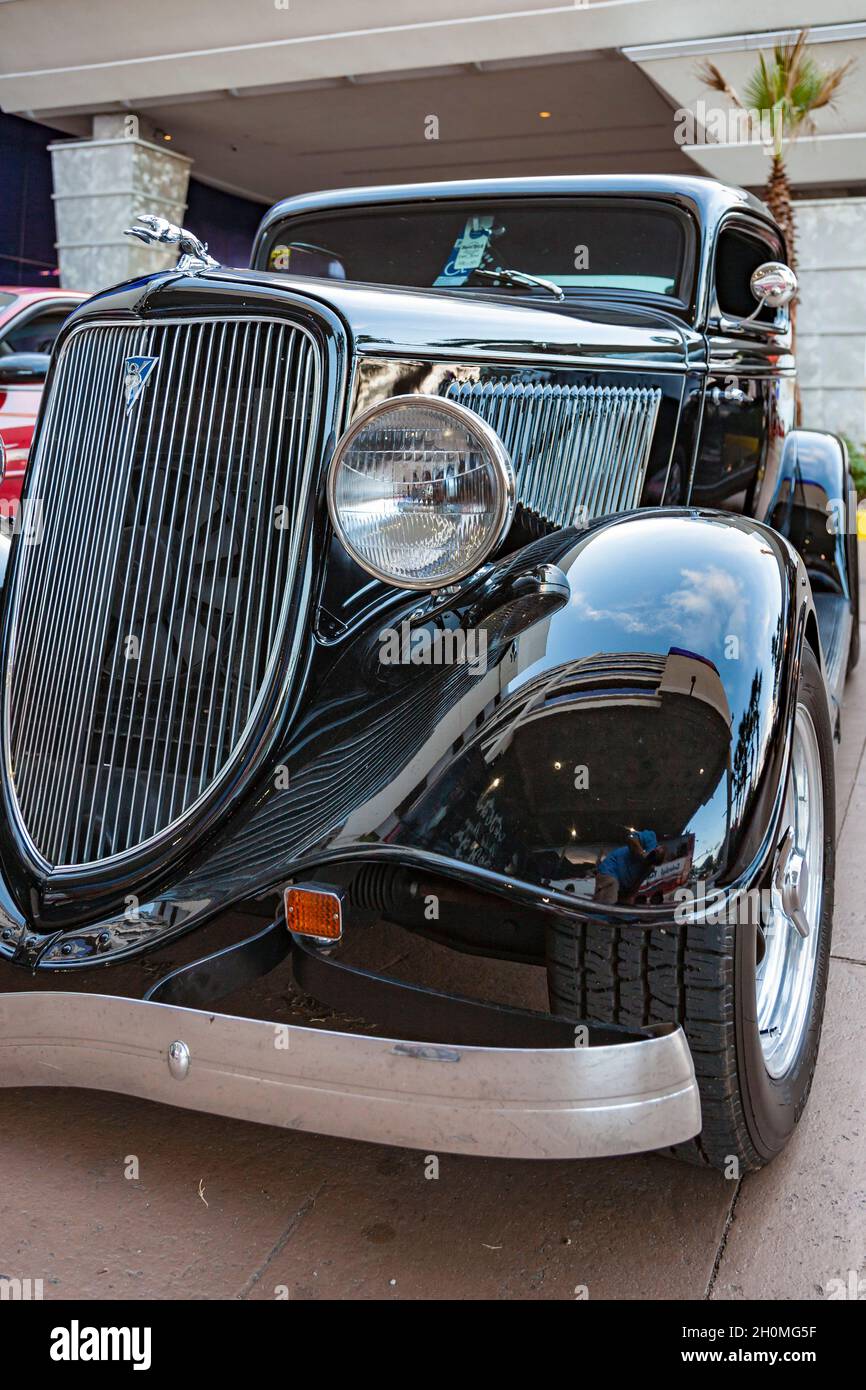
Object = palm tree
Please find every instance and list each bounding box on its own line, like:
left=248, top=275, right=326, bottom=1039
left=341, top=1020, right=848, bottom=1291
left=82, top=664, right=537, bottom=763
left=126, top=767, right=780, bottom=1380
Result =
left=698, top=30, right=853, bottom=273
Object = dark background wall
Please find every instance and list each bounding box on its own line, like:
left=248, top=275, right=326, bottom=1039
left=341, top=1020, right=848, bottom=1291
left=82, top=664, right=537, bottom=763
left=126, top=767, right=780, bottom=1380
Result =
left=0, top=111, right=63, bottom=285
left=0, top=111, right=263, bottom=287
left=185, top=177, right=265, bottom=269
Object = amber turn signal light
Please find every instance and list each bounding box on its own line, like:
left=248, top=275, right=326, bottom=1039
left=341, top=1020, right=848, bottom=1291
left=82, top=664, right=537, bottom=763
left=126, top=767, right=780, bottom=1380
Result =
left=284, top=883, right=343, bottom=941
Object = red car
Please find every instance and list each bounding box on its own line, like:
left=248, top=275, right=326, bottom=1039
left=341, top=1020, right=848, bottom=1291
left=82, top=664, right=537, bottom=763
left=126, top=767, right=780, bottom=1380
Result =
left=0, top=288, right=87, bottom=506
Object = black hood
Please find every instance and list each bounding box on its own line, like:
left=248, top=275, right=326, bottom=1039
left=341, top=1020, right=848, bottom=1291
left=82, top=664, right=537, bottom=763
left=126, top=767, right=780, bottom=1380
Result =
left=69, top=266, right=701, bottom=372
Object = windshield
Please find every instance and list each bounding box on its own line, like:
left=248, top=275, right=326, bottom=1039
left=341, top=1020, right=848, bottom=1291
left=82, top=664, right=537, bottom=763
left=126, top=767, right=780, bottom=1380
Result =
left=259, top=198, right=695, bottom=305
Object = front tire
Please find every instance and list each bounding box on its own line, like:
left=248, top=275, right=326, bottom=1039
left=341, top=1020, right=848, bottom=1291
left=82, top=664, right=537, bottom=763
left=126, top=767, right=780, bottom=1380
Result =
left=546, top=644, right=834, bottom=1171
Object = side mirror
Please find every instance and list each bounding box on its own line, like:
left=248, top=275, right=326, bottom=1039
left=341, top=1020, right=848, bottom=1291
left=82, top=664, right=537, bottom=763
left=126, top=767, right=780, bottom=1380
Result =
left=0, top=352, right=50, bottom=386
left=748, top=262, right=798, bottom=319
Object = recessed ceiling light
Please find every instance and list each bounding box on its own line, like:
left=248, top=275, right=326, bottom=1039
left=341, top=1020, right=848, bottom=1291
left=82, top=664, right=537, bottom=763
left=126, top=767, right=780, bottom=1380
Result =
left=539, top=111, right=552, bottom=119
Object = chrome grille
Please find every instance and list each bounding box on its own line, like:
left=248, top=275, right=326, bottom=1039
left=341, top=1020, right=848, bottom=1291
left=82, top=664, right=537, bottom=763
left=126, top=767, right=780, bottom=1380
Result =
left=444, top=380, right=662, bottom=525
left=5, top=317, right=322, bottom=868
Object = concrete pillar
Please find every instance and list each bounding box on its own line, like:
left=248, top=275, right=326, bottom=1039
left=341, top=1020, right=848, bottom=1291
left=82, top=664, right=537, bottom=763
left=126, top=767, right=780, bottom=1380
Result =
left=796, top=197, right=866, bottom=445
left=48, top=114, right=192, bottom=291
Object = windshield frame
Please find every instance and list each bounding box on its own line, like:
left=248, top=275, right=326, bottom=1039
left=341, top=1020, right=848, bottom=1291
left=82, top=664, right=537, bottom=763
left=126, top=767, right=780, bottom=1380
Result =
left=257, top=195, right=699, bottom=318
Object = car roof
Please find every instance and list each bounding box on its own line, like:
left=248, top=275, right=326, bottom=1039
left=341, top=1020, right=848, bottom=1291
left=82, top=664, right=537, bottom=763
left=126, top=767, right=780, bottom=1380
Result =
left=0, top=287, right=88, bottom=300
left=254, top=175, right=774, bottom=255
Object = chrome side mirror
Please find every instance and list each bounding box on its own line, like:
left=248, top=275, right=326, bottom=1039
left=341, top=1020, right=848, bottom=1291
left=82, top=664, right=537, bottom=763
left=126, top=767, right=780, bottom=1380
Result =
left=746, top=261, right=798, bottom=320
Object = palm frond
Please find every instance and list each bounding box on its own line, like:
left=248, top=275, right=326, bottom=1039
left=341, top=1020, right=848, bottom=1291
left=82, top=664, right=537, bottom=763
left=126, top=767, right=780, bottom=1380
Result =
left=711, top=27, right=855, bottom=143
left=810, top=58, right=856, bottom=111
left=743, top=53, right=774, bottom=113
left=783, top=30, right=810, bottom=104
left=696, top=59, right=744, bottom=108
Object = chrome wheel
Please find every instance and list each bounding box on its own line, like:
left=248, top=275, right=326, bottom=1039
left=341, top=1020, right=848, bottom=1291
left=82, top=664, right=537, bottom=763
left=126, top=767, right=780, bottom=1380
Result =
left=757, top=704, right=825, bottom=1079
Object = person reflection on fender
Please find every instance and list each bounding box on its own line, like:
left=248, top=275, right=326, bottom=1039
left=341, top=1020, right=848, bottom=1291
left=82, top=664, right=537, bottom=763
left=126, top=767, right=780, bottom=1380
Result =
left=593, top=829, right=667, bottom=905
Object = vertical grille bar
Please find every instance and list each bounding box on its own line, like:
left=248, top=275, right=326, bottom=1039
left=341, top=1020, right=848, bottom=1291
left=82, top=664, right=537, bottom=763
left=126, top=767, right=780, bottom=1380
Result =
left=208, top=322, right=271, bottom=775
left=35, top=324, right=154, bottom=853
left=5, top=316, right=323, bottom=868
left=23, top=325, right=146, bottom=836
left=445, top=379, right=662, bottom=526
left=13, top=328, right=115, bottom=749
left=129, top=322, right=210, bottom=849
left=101, top=323, right=221, bottom=853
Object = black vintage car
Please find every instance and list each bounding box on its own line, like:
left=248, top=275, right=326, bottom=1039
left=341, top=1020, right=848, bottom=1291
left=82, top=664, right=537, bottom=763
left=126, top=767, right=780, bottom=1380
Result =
left=0, top=176, right=857, bottom=1172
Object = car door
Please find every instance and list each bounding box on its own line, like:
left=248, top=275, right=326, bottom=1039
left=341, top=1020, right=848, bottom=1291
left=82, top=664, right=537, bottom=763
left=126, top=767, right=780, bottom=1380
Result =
left=692, top=215, right=795, bottom=515
left=0, top=299, right=80, bottom=357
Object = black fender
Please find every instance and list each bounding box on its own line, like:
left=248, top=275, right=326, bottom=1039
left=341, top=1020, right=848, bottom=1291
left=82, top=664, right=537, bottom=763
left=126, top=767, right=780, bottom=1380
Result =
left=763, top=428, right=854, bottom=601
left=360, top=508, right=815, bottom=906
left=8, top=508, right=819, bottom=969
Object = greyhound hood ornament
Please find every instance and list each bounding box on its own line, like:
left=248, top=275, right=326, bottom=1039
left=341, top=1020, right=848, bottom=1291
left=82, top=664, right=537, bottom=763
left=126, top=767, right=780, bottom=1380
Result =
left=124, top=214, right=219, bottom=274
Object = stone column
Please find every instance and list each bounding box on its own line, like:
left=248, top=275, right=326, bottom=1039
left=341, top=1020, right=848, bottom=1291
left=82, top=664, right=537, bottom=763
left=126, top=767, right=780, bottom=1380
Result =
left=49, top=114, right=192, bottom=291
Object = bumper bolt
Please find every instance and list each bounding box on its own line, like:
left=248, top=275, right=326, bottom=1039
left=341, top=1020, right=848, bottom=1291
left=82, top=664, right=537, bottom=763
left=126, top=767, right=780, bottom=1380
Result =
left=167, top=1040, right=191, bottom=1081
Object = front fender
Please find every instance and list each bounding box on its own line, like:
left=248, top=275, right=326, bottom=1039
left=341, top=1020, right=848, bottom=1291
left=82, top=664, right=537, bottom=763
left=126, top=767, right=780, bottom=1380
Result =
left=763, top=428, right=852, bottom=599
left=370, top=509, right=810, bottom=903
left=12, top=508, right=814, bottom=968
left=184, top=507, right=812, bottom=918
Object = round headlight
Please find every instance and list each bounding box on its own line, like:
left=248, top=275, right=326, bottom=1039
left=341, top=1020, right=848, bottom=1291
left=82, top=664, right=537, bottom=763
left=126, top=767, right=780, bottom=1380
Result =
left=327, top=394, right=515, bottom=590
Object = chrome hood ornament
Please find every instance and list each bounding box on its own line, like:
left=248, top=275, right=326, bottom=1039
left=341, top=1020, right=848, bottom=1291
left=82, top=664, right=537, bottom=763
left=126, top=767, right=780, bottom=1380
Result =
left=124, top=213, right=219, bottom=274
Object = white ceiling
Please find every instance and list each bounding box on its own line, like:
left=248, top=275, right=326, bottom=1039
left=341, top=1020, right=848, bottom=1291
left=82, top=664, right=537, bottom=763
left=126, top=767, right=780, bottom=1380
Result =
left=1, top=0, right=861, bottom=111
left=60, top=51, right=698, bottom=205
left=1, top=3, right=865, bottom=199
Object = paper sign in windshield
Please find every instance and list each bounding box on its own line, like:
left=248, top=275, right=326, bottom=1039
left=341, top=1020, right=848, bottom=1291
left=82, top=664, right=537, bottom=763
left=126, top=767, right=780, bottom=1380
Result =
left=434, top=215, right=495, bottom=286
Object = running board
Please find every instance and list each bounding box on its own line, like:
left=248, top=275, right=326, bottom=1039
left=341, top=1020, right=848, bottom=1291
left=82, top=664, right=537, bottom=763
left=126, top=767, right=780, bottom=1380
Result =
left=813, top=592, right=852, bottom=728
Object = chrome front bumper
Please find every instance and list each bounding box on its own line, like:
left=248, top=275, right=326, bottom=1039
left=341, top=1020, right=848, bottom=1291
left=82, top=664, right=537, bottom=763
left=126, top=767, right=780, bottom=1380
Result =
left=0, top=991, right=701, bottom=1159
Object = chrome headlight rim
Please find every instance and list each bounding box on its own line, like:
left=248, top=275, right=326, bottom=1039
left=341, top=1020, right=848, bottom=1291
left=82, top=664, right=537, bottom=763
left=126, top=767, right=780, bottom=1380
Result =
left=326, top=392, right=516, bottom=591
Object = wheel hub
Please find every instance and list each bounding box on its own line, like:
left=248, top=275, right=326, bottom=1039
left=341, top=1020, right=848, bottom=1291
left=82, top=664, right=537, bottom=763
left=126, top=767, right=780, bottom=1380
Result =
left=774, top=827, right=811, bottom=939
left=756, top=704, right=824, bottom=1079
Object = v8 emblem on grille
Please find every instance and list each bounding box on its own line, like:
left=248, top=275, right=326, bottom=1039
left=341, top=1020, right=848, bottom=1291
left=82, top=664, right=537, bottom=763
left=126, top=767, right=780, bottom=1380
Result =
left=123, top=355, right=159, bottom=414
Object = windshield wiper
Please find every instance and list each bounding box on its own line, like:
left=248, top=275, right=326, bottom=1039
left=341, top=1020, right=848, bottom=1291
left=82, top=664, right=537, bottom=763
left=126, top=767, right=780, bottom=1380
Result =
left=469, top=267, right=565, bottom=301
